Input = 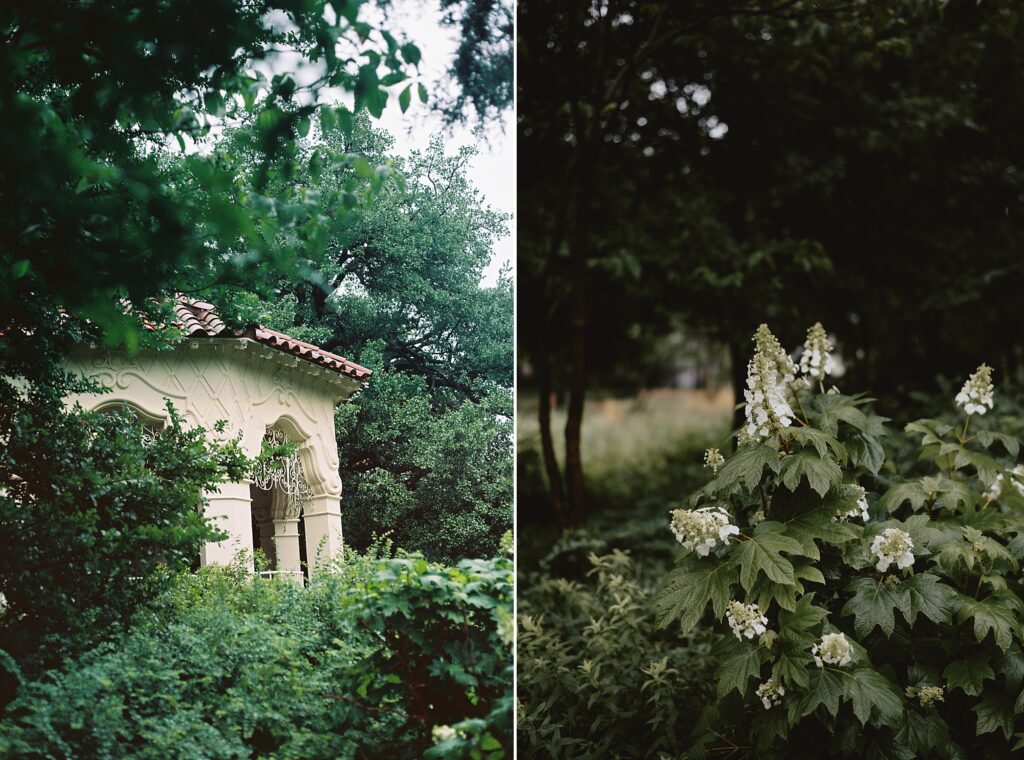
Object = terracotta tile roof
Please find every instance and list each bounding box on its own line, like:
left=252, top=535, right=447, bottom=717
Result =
left=162, top=297, right=372, bottom=382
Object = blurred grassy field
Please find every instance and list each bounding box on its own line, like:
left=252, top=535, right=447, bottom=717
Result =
left=517, top=388, right=734, bottom=569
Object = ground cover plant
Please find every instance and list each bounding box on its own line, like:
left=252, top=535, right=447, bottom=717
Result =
left=655, top=324, right=1024, bottom=758
left=516, top=392, right=730, bottom=758
left=0, top=537, right=513, bottom=759
left=517, top=547, right=716, bottom=758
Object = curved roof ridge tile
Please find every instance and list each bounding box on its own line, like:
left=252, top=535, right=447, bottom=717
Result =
left=167, top=296, right=371, bottom=381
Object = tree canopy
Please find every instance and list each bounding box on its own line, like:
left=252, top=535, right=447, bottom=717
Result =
left=518, top=0, right=1024, bottom=523
left=0, top=0, right=512, bottom=700
left=203, top=116, right=513, bottom=561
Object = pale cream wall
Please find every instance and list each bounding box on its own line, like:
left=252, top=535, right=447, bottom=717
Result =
left=65, top=338, right=363, bottom=575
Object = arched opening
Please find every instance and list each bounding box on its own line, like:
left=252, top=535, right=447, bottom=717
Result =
left=93, top=401, right=165, bottom=443
left=249, top=425, right=312, bottom=582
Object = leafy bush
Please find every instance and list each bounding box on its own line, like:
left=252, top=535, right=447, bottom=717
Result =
left=0, top=395, right=247, bottom=700
left=0, top=540, right=513, bottom=759
left=336, top=367, right=513, bottom=563
left=655, top=325, right=1024, bottom=758
left=517, top=548, right=715, bottom=758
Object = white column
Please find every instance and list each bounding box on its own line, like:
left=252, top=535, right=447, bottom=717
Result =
left=200, top=479, right=255, bottom=570
left=303, top=494, right=343, bottom=577
left=273, top=518, right=302, bottom=574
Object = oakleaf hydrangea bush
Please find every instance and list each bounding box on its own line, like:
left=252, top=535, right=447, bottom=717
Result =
left=656, top=324, right=1024, bottom=758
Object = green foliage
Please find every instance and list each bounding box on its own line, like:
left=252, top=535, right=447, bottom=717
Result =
left=346, top=549, right=513, bottom=757
left=0, top=379, right=248, bottom=699
left=335, top=365, right=512, bottom=564
left=651, top=331, right=1024, bottom=758
left=518, top=0, right=1024, bottom=459
left=1, top=0, right=421, bottom=346
left=434, top=0, right=514, bottom=125
left=0, top=541, right=512, bottom=758
left=518, top=549, right=715, bottom=758
left=226, top=118, right=513, bottom=562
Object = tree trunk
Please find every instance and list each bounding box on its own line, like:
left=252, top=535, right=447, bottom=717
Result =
left=536, top=351, right=567, bottom=524
left=564, top=186, right=591, bottom=527
left=565, top=296, right=587, bottom=526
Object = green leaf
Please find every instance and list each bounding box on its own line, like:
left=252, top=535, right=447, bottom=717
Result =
left=796, top=668, right=845, bottom=719
left=654, top=557, right=736, bottom=632
left=905, top=419, right=954, bottom=445
left=975, top=430, right=1020, bottom=458
left=849, top=431, right=886, bottom=474
left=957, top=592, right=1022, bottom=651
left=953, top=447, right=1001, bottom=482
left=418, top=82, right=428, bottom=104
left=878, top=481, right=927, bottom=513
left=716, top=640, right=768, bottom=697
left=380, top=72, right=407, bottom=87
left=779, top=449, right=842, bottom=497
left=401, top=42, right=422, bottom=65
left=904, top=573, right=959, bottom=626
left=792, top=559, right=825, bottom=586
left=943, top=653, right=994, bottom=696
left=736, top=522, right=805, bottom=592
left=351, top=156, right=374, bottom=179
left=716, top=442, right=782, bottom=491
left=895, top=709, right=951, bottom=756
left=773, top=646, right=813, bottom=689
left=973, top=693, right=1015, bottom=740
left=790, top=426, right=848, bottom=463
left=756, top=581, right=798, bottom=613
left=842, top=577, right=911, bottom=637
left=778, top=593, right=830, bottom=639
left=846, top=668, right=904, bottom=726
left=12, top=259, right=29, bottom=279
left=782, top=508, right=858, bottom=561
left=398, top=84, right=412, bottom=113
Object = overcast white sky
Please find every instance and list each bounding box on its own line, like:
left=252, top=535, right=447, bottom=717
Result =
left=222, top=3, right=514, bottom=287
left=372, top=3, right=514, bottom=286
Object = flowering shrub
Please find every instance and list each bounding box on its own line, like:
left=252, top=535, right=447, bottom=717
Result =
left=656, top=324, right=1024, bottom=758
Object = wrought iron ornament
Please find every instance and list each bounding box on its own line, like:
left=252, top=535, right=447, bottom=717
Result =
left=251, top=427, right=312, bottom=518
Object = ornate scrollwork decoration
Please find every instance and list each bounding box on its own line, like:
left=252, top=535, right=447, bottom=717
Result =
left=251, top=427, right=312, bottom=518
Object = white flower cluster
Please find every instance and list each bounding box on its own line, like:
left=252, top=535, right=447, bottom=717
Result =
left=432, top=725, right=458, bottom=744
left=799, top=322, right=835, bottom=381
left=669, top=507, right=739, bottom=556
left=726, top=600, right=768, bottom=640
left=756, top=678, right=785, bottom=709
left=703, top=447, right=725, bottom=474
left=955, top=363, right=994, bottom=416
left=743, top=327, right=796, bottom=441
left=913, top=685, right=945, bottom=708
left=919, top=686, right=945, bottom=708
left=988, top=464, right=1024, bottom=500
left=871, top=528, right=915, bottom=572
left=812, top=632, right=853, bottom=668
left=835, top=485, right=870, bottom=522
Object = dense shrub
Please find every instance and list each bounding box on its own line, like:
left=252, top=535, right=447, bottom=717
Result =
left=517, top=547, right=715, bottom=758
left=0, top=394, right=247, bottom=699
left=0, top=540, right=513, bottom=759
left=655, top=325, right=1024, bottom=758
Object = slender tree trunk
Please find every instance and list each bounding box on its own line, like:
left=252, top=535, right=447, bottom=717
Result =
left=536, top=351, right=567, bottom=524
left=564, top=290, right=587, bottom=526
left=564, top=172, right=594, bottom=527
